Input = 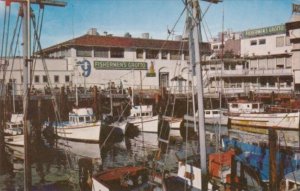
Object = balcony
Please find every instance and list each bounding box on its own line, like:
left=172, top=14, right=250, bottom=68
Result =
left=206, top=68, right=293, bottom=78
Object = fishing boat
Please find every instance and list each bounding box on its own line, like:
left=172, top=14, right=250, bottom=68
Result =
left=111, top=105, right=158, bottom=135
left=113, top=105, right=182, bottom=138
left=227, top=103, right=300, bottom=148
left=52, top=107, right=101, bottom=143
left=3, top=114, right=25, bottom=159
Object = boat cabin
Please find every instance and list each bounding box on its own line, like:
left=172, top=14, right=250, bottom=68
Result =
left=204, top=109, right=223, bottom=118
left=69, top=108, right=95, bottom=124
left=228, top=101, right=264, bottom=113
left=5, top=114, right=24, bottom=135
left=129, top=105, right=153, bottom=118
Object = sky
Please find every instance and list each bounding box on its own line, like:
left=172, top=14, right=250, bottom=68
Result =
left=0, top=0, right=299, bottom=50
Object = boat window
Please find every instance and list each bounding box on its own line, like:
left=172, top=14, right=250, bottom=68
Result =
left=232, top=104, right=238, bottom=108
left=205, top=111, right=210, bottom=115
left=212, top=111, right=219, bottom=114
left=79, top=117, right=84, bottom=122
left=247, top=104, right=250, bottom=108
left=252, top=104, right=258, bottom=109
left=85, top=116, right=90, bottom=122
left=142, top=113, right=146, bottom=116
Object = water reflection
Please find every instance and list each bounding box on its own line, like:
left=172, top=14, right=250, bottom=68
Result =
left=0, top=124, right=221, bottom=191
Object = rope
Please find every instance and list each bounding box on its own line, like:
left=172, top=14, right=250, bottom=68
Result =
left=8, top=17, right=22, bottom=82
left=0, top=4, right=7, bottom=59
left=4, top=5, right=11, bottom=59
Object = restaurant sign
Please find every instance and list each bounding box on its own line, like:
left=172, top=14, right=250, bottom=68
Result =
left=94, top=61, right=147, bottom=70
left=243, top=24, right=286, bottom=38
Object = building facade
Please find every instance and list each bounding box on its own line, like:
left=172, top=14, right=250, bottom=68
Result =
left=0, top=29, right=211, bottom=95
left=205, top=21, right=297, bottom=98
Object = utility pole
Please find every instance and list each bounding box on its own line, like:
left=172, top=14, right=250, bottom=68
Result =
left=0, top=1, right=67, bottom=190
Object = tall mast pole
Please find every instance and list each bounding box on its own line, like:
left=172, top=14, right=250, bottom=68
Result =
left=188, top=0, right=221, bottom=177
left=189, top=0, right=207, bottom=174
left=1, top=0, right=67, bottom=190
left=22, top=1, right=31, bottom=190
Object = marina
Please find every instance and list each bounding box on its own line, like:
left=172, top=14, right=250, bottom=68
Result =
left=1, top=0, right=300, bottom=191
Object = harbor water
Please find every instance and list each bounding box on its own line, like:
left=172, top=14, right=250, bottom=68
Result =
left=0, top=124, right=226, bottom=191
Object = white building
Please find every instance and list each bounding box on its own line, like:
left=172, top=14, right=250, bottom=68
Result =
left=0, top=29, right=211, bottom=95
left=204, top=21, right=296, bottom=98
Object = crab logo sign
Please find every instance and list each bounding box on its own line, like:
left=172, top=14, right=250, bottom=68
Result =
left=77, top=60, right=91, bottom=77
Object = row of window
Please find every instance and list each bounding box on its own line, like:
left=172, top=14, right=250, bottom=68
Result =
left=32, top=75, right=70, bottom=83
left=76, top=47, right=189, bottom=60
left=250, top=39, right=266, bottom=46
left=250, top=36, right=290, bottom=47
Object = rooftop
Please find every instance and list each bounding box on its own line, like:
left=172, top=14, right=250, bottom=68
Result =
left=39, top=33, right=211, bottom=55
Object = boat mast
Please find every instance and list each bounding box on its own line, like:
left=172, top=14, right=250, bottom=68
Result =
left=188, top=0, right=222, bottom=177
left=3, top=1, right=67, bottom=190
left=22, top=1, right=31, bottom=190
left=188, top=0, right=207, bottom=174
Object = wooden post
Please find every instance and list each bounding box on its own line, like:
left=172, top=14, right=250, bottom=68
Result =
left=230, top=154, right=237, bottom=191
left=36, top=98, right=42, bottom=140
left=92, top=86, right=99, bottom=120
left=239, top=162, right=245, bottom=191
left=269, top=128, right=278, bottom=191
left=60, top=86, right=68, bottom=121
left=0, top=99, right=5, bottom=175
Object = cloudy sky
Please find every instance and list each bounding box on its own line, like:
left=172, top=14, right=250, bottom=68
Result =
left=0, top=0, right=298, bottom=51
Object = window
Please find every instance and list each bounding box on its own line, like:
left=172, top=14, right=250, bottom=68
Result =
left=111, top=48, right=124, bottom=58
left=276, top=36, right=284, bottom=47
left=161, top=51, right=168, bottom=60
left=79, top=117, right=84, bottom=122
left=250, top=40, right=257, bottom=46
left=205, top=111, right=210, bottom=115
left=170, top=50, right=180, bottom=60
left=213, top=45, right=219, bottom=49
left=252, top=104, right=258, bottom=109
left=286, top=37, right=291, bottom=46
left=259, top=39, right=266, bottom=45
left=183, top=51, right=189, bottom=60
left=136, top=49, right=143, bottom=59
left=85, top=116, right=90, bottom=122
left=212, top=111, right=219, bottom=114
left=146, top=49, right=159, bottom=59
left=232, top=104, right=238, bottom=108
left=34, top=75, right=40, bottom=83
left=43, top=75, right=48, bottom=83
left=94, top=47, right=109, bottom=58
left=54, top=75, right=59, bottom=83
left=65, top=75, right=70, bottom=82
left=76, top=47, right=92, bottom=57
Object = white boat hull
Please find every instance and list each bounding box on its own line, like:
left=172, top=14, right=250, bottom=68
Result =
left=229, top=112, right=300, bottom=130
left=228, top=112, right=300, bottom=148
left=184, top=114, right=228, bottom=126
left=4, top=135, right=24, bottom=159
left=56, top=122, right=101, bottom=143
